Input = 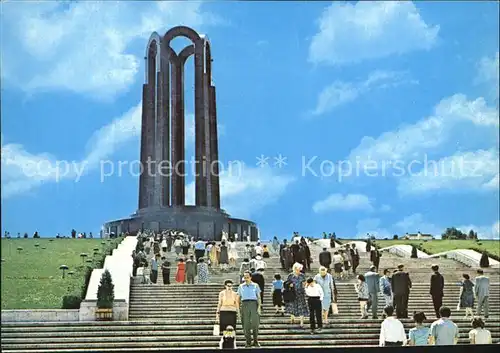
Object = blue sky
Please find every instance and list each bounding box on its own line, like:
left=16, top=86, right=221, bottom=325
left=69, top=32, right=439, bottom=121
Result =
left=1, top=1, right=499, bottom=239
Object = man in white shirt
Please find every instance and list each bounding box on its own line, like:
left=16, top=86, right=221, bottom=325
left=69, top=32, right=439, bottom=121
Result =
left=254, top=255, right=267, bottom=271
left=379, top=305, right=406, bottom=346
left=305, top=277, right=324, bottom=334
left=254, top=242, right=263, bottom=256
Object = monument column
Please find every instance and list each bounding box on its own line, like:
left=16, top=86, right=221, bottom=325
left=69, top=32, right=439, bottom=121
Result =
left=171, top=58, right=185, bottom=206
left=209, top=85, right=220, bottom=209
left=144, top=43, right=157, bottom=207
left=160, top=49, right=171, bottom=207
left=154, top=44, right=169, bottom=207
left=138, top=79, right=149, bottom=210
left=194, top=40, right=207, bottom=206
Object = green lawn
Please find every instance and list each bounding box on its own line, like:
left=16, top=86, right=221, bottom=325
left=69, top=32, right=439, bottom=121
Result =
left=372, top=239, right=500, bottom=258
left=1, top=238, right=122, bottom=309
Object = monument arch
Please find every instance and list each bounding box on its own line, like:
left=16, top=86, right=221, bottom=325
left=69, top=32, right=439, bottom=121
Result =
left=104, top=26, right=257, bottom=241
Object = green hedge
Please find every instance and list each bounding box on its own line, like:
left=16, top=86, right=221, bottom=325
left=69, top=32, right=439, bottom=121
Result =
left=61, top=237, right=122, bottom=309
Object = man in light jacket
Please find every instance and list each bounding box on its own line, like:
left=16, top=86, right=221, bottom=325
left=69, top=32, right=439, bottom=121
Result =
left=365, top=265, right=381, bottom=319
left=475, top=269, right=490, bottom=318
left=185, top=255, right=197, bottom=284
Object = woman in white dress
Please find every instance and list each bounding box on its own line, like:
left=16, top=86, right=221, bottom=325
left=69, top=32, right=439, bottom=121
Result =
left=228, top=239, right=239, bottom=269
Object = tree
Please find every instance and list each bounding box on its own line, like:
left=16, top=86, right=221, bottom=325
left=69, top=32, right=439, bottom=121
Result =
left=393, top=235, right=399, bottom=240
left=467, top=229, right=478, bottom=240
left=97, top=270, right=115, bottom=309
left=411, top=245, right=418, bottom=258
left=479, top=252, right=490, bottom=268
left=441, top=227, right=467, bottom=240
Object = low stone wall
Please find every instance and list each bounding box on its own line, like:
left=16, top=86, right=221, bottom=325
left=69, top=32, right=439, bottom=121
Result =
left=1, top=309, right=79, bottom=322
left=381, top=245, right=430, bottom=258
left=430, top=249, right=500, bottom=268
left=83, top=236, right=137, bottom=321
left=79, top=299, right=128, bottom=321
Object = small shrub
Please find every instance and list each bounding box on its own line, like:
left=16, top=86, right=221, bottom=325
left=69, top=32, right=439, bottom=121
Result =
left=96, top=270, right=114, bottom=309
left=479, top=252, right=490, bottom=268
left=410, top=245, right=418, bottom=258
left=62, top=295, right=82, bottom=309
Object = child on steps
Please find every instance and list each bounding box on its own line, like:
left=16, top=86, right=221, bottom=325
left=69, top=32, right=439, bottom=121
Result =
left=219, top=325, right=237, bottom=349
left=272, top=273, right=285, bottom=316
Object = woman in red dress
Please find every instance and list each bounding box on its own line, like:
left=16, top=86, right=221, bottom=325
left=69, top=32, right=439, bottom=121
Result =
left=175, top=258, right=186, bottom=284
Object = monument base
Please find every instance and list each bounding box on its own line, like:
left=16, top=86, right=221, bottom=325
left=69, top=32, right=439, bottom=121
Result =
left=103, top=206, right=258, bottom=241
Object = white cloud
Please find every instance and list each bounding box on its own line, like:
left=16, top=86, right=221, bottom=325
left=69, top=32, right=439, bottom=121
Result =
left=1, top=102, right=143, bottom=198
left=2, top=103, right=292, bottom=218
left=455, top=221, right=499, bottom=240
left=356, top=218, right=392, bottom=238
left=84, top=103, right=142, bottom=166
left=397, top=149, right=499, bottom=195
left=311, top=70, right=417, bottom=116
left=185, top=165, right=295, bottom=218
left=475, top=52, right=499, bottom=104
left=393, top=213, right=442, bottom=236
left=309, top=1, right=439, bottom=66
left=313, top=193, right=374, bottom=213
left=346, top=94, right=498, bottom=172
left=1, top=1, right=219, bottom=100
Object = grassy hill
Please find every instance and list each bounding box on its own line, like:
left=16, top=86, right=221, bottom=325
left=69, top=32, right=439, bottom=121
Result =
left=1, top=238, right=122, bottom=310
left=358, top=239, right=500, bottom=258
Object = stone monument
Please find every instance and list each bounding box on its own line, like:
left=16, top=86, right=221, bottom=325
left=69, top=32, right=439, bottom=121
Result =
left=103, top=26, right=258, bottom=241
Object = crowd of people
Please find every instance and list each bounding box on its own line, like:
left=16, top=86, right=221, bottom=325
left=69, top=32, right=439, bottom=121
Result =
left=132, top=230, right=255, bottom=285
left=130, top=231, right=494, bottom=348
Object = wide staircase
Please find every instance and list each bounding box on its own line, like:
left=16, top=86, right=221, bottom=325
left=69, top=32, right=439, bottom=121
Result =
left=1, top=240, right=499, bottom=351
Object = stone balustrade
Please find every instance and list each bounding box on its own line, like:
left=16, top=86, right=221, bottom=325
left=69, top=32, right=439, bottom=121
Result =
left=430, top=249, right=500, bottom=269
left=80, top=236, right=137, bottom=321
left=380, top=244, right=430, bottom=258
left=1, top=309, right=79, bottom=322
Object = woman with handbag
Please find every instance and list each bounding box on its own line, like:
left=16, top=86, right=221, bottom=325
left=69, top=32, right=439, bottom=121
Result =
left=459, top=273, right=475, bottom=318
left=216, top=279, right=239, bottom=335
left=284, top=263, right=309, bottom=327
left=314, top=266, right=338, bottom=325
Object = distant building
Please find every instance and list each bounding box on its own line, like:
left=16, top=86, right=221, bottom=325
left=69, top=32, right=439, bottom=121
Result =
left=403, top=232, right=434, bottom=240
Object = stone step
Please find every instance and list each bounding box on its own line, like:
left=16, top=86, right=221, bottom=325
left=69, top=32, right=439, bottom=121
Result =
left=4, top=326, right=500, bottom=337
left=127, top=306, right=500, bottom=312
left=129, top=287, right=500, bottom=293
left=0, top=337, right=495, bottom=350
left=128, top=312, right=500, bottom=318
left=130, top=288, right=498, bottom=293
left=3, top=318, right=499, bottom=330
left=0, top=345, right=378, bottom=353
left=3, top=330, right=497, bottom=344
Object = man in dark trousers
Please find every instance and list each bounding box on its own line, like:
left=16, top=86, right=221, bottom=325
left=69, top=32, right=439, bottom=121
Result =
left=251, top=268, right=266, bottom=305
left=391, top=264, right=412, bottom=318
left=429, top=264, right=444, bottom=318
left=303, top=242, right=312, bottom=271
left=161, top=257, right=171, bottom=285
left=319, top=248, right=332, bottom=270
left=350, top=244, right=360, bottom=274
left=370, top=248, right=381, bottom=271
left=279, top=240, right=288, bottom=269
left=290, top=240, right=300, bottom=263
